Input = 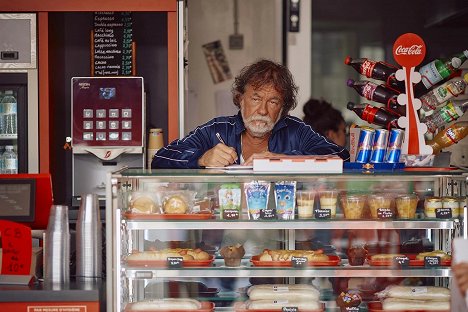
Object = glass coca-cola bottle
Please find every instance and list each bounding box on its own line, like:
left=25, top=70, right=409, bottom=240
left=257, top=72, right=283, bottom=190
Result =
left=426, top=121, right=468, bottom=154
left=347, top=79, right=405, bottom=115
left=347, top=101, right=400, bottom=129
left=345, top=56, right=404, bottom=92
left=419, top=50, right=468, bottom=90
left=419, top=74, right=468, bottom=112
left=423, top=100, right=468, bottom=133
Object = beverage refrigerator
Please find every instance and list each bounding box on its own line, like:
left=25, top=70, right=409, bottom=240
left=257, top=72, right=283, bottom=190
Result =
left=0, top=73, right=28, bottom=173
left=0, top=13, right=38, bottom=174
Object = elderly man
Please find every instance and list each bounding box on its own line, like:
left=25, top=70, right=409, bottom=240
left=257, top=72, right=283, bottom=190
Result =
left=152, top=59, right=349, bottom=169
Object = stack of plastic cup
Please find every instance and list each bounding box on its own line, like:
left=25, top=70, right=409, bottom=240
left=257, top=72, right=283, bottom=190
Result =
left=45, top=205, right=70, bottom=284
left=76, top=194, right=102, bottom=278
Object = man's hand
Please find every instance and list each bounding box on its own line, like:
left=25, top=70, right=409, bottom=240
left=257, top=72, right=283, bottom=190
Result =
left=243, top=151, right=285, bottom=166
left=198, top=143, right=238, bottom=167
left=453, top=262, right=468, bottom=295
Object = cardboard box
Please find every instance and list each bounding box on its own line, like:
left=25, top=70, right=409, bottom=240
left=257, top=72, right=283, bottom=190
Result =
left=253, top=155, right=343, bottom=173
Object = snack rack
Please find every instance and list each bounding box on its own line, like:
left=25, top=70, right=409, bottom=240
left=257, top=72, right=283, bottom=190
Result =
left=106, top=169, right=467, bottom=312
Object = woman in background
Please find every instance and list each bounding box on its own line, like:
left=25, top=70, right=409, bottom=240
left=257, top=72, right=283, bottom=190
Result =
left=303, top=98, right=347, bottom=147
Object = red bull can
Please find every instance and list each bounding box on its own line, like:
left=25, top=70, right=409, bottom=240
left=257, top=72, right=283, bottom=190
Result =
left=356, top=127, right=375, bottom=163
left=370, top=129, right=389, bottom=163
left=385, top=129, right=404, bottom=163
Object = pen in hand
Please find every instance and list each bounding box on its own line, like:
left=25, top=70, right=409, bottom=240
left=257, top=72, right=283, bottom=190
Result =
left=216, top=132, right=226, bottom=145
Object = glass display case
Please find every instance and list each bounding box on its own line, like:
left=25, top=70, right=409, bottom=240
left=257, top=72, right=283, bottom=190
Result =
left=106, top=169, right=467, bottom=312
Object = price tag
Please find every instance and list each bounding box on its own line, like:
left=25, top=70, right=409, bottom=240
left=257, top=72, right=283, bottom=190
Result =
left=436, top=208, right=452, bottom=219
left=377, top=208, right=394, bottom=219
left=222, top=209, right=240, bottom=220
left=291, top=256, right=308, bottom=268
left=260, top=208, right=277, bottom=220
left=314, top=208, right=331, bottom=219
left=166, top=257, right=183, bottom=268
left=392, top=256, right=410, bottom=268
left=424, top=256, right=441, bottom=268
left=345, top=308, right=360, bottom=312
left=282, top=308, right=298, bottom=312
left=0, top=220, right=32, bottom=275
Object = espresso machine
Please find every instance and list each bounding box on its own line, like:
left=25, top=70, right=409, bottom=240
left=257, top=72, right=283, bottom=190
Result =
left=71, top=77, right=145, bottom=200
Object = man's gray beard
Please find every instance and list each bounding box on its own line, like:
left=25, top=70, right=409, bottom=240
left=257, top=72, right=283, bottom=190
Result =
left=242, top=115, right=275, bottom=138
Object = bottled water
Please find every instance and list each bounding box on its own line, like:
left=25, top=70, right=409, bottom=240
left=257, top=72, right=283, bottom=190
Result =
left=0, top=146, right=4, bottom=174
left=1, top=90, right=17, bottom=135
left=3, top=145, right=18, bottom=174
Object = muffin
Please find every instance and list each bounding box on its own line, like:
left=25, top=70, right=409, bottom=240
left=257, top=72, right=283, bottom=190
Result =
left=219, top=244, right=245, bottom=267
left=336, top=291, right=362, bottom=311
left=347, top=246, right=367, bottom=266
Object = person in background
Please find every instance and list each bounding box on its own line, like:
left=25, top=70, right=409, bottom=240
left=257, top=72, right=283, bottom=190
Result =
left=302, top=98, right=347, bottom=147
left=152, top=59, right=349, bottom=169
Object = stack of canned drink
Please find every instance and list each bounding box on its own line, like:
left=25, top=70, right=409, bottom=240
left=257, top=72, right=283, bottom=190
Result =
left=356, top=127, right=404, bottom=163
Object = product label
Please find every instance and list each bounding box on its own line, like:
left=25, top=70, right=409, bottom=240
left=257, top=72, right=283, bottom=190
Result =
left=440, top=103, right=461, bottom=123
left=273, top=286, right=289, bottom=292
left=419, top=62, right=443, bottom=89
left=260, top=208, right=277, bottom=220
left=445, top=128, right=459, bottom=144
left=291, top=256, right=308, bottom=268
left=166, top=257, right=183, bottom=268
left=4, top=159, right=16, bottom=170
left=436, top=208, right=453, bottom=219
left=362, top=83, right=377, bottom=100
left=314, top=208, right=331, bottom=219
left=434, top=86, right=449, bottom=103
left=411, top=287, right=428, bottom=294
left=377, top=208, right=394, bottom=219
left=282, top=308, right=297, bottom=312
left=424, top=256, right=441, bottom=268
left=392, top=256, right=410, bottom=268
left=274, top=300, right=289, bottom=305
left=222, top=209, right=240, bottom=220
left=361, top=60, right=376, bottom=78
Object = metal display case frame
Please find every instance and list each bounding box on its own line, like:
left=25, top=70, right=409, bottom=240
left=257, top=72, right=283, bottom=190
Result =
left=106, top=169, right=468, bottom=312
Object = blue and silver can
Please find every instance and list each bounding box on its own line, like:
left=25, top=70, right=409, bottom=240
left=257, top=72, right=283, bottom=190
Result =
left=385, top=129, right=404, bottom=163
left=355, top=127, right=375, bottom=163
left=370, top=129, right=389, bottom=163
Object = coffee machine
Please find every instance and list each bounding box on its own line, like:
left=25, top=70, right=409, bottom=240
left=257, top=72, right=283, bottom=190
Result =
left=71, top=77, right=145, bottom=199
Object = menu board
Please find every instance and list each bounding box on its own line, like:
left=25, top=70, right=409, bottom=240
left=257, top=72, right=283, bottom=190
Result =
left=93, top=12, right=133, bottom=76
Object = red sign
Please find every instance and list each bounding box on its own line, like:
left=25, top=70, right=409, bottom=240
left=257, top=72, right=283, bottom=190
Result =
left=0, top=220, right=32, bottom=275
left=393, top=33, right=426, bottom=68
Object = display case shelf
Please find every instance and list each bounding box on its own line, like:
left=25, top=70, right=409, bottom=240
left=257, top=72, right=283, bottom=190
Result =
left=124, top=219, right=459, bottom=230
left=0, top=134, right=18, bottom=140
left=123, top=266, right=452, bottom=278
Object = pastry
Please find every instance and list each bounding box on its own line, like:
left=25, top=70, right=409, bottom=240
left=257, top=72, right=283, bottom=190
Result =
left=376, top=285, right=450, bottom=301
left=163, top=195, right=189, bottom=214
left=382, top=298, right=449, bottom=310
left=416, top=250, right=451, bottom=261
left=247, top=284, right=319, bottom=301
left=336, top=291, right=362, bottom=309
left=347, top=246, right=367, bottom=266
left=131, top=196, right=157, bottom=214
left=370, top=254, right=405, bottom=261
left=220, top=244, right=245, bottom=267
left=257, top=249, right=328, bottom=262
left=127, top=298, right=202, bottom=310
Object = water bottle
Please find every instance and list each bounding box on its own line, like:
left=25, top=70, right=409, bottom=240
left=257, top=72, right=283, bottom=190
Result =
left=1, top=90, right=17, bottom=135
left=3, top=145, right=18, bottom=174
left=0, top=91, right=5, bottom=135
left=0, top=146, right=4, bottom=174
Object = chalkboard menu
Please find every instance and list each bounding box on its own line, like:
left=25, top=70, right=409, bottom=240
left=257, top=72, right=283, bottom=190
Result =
left=93, top=12, right=133, bottom=76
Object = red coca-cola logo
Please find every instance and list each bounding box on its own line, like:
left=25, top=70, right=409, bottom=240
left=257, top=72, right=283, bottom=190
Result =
left=361, top=60, right=376, bottom=78
left=393, top=33, right=426, bottom=67
left=362, top=83, right=377, bottom=100
left=395, top=45, right=423, bottom=55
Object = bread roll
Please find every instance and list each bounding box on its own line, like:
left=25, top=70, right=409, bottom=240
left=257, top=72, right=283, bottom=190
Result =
left=131, top=196, right=157, bottom=213
left=127, top=251, right=160, bottom=261
left=377, top=285, right=450, bottom=301
left=248, top=284, right=319, bottom=301
left=382, top=298, right=450, bottom=310
left=246, top=299, right=320, bottom=310
left=163, top=195, right=188, bottom=214
left=128, top=298, right=202, bottom=310
left=371, top=254, right=406, bottom=261
left=416, top=250, right=451, bottom=261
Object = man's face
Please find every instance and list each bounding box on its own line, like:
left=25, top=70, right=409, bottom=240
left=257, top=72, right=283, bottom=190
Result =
left=240, top=83, right=283, bottom=138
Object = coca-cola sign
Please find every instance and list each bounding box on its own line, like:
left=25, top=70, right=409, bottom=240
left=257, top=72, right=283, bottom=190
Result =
left=393, top=33, right=426, bottom=68
left=395, top=45, right=423, bottom=56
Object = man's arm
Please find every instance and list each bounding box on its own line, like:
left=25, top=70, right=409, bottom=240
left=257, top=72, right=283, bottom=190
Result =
left=151, top=118, right=238, bottom=169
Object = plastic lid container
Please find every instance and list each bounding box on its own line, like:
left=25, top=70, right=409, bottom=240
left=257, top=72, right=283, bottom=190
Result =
left=395, top=194, right=419, bottom=219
